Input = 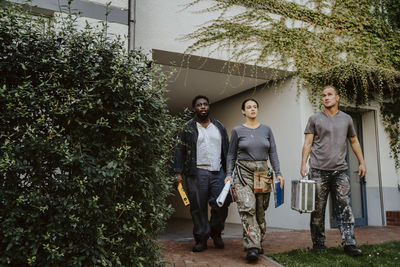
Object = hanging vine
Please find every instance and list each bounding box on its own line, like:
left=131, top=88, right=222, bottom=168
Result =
left=184, top=0, right=400, bottom=168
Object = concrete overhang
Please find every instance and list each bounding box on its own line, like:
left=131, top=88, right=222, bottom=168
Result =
left=152, top=49, right=292, bottom=114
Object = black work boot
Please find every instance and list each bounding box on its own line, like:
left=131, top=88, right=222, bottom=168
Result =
left=192, top=239, right=208, bottom=252
left=212, top=235, right=224, bottom=249
left=344, top=245, right=363, bottom=257
left=246, top=248, right=259, bottom=262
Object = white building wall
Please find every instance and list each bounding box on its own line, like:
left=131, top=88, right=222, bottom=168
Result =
left=135, top=0, right=244, bottom=59
left=135, top=0, right=213, bottom=55
left=88, top=0, right=127, bottom=9
left=372, top=109, right=400, bottom=215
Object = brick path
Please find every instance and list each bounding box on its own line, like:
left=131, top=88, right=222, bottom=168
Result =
left=160, top=226, right=400, bottom=267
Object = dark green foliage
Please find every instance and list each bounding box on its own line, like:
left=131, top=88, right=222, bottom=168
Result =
left=270, top=241, right=400, bottom=267
left=0, top=5, right=179, bottom=266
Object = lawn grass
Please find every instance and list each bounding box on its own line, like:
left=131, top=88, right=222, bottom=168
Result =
left=268, top=241, right=400, bottom=267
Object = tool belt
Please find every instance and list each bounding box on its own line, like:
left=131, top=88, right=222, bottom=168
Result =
left=235, top=161, right=274, bottom=193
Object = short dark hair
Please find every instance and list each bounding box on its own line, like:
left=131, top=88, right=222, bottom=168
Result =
left=322, top=85, right=340, bottom=96
left=241, top=98, right=259, bottom=110
left=192, top=95, right=209, bottom=108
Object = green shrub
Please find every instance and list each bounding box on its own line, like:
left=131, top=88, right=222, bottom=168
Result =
left=0, top=5, right=179, bottom=266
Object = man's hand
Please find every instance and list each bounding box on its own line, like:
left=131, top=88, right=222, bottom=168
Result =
left=300, top=164, right=309, bottom=178
left=276, top=176, right=284, bottom=189
left=224, top=176, right=232, bottom=184
left=175, top=173, right=183, bottom=184
left=358, top=163, right=366, bottom=178
left=349, top=136, right=367, bottom=179
left=300, top=133, right=314, bottom=178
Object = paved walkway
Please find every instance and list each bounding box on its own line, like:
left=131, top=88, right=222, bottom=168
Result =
left=159, top=220, right=400, bottom=267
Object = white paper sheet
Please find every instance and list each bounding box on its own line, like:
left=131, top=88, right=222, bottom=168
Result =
left=216, top=180, right=231, bottom=207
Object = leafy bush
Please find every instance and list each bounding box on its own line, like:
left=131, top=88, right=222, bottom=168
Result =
left=0, top=5, right=179, bottom=266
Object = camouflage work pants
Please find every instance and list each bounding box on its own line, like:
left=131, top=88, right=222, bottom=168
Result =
left=234, top=161, right=270, bottom=250
left=310, top=168, right=356, bottom=247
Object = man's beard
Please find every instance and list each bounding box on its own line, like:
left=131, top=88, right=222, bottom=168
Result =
left=197, top=112, right=209, bottom=122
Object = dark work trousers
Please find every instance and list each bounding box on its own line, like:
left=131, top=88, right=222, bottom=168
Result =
left=185, top=168, right=230, bottom=242
left=310, top=168, right=356, bottom=247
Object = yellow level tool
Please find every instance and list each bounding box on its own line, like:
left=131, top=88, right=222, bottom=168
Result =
left=177, top=182, right=190, bottom=206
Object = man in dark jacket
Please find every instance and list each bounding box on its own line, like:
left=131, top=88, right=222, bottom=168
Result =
left=174, top=95, right=230, bottom=252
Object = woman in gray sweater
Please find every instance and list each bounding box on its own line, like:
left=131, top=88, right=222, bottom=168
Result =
left=225, top=98, right=284, bottom=262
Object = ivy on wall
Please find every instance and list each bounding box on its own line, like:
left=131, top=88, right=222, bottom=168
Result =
left=185, top=0, right=400, bottom=168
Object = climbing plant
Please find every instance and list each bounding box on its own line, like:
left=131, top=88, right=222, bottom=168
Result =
left=185, top=0, right=400, bottom=168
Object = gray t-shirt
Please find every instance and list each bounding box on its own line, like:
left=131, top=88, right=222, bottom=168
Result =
left=305, top=110, right=356, bottom=171
left=226, top=124, right=282, bottom=177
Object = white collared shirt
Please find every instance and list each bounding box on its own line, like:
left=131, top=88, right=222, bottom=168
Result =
left=196, top=122, right=222, bottom=171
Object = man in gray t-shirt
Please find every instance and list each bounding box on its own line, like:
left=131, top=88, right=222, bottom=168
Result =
left=300, top=86, right=366, bottom=257
left=305, top=110, right=356, bottom=171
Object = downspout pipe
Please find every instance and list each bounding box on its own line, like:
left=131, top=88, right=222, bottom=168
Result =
left=374, top=110, right=385, bottom=225
left=128, top=0, right=136, bottom=52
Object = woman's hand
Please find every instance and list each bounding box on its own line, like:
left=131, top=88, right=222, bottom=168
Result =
left=276, top=175, right=284, bottom=189
left=224, top=176, right=232, bottom=184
